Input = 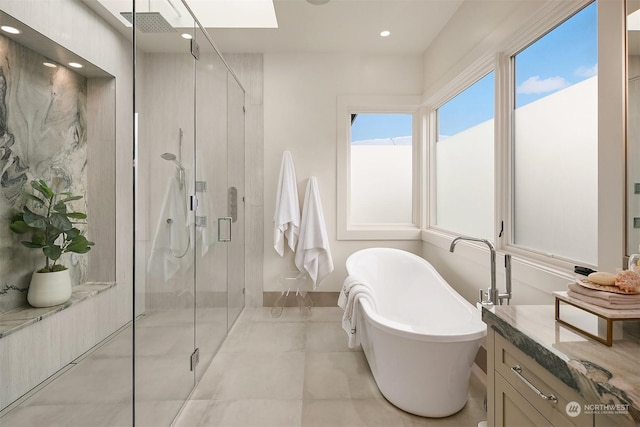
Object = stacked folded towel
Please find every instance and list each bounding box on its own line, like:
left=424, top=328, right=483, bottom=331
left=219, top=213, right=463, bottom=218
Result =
left=567, top=282, right=640, bottom=310
left=338, top=275, right=376, bottom=349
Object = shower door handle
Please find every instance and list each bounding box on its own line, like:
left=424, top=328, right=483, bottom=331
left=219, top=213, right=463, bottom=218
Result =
left=218, top=217, right=232, bottom=242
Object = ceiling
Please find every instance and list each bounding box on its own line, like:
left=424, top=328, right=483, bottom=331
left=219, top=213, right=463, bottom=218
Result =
left=83, top=0, right=464, bottom=55
left=207, top=0, right=464, bottom=55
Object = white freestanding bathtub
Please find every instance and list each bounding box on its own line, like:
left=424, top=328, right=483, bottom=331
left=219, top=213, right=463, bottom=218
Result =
left=345, top=247, right=486, bottom=417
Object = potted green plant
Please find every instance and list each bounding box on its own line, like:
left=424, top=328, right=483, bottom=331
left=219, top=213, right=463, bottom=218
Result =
left=9, top=179, right=94, bottom=307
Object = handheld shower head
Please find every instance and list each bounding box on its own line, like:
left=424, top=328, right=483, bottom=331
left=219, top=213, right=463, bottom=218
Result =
left=160, top=152, right=185, bottom=170
left=160, top=152, right=186, bottom=188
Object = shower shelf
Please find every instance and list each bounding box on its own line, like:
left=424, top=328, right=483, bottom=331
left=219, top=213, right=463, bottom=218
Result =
left=0, top=282, right=116, bottom=339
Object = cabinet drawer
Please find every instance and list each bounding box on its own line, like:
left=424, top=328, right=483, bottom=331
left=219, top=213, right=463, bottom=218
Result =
left=494, top=333, right=593, bottom=426
left=594, top=413, right=638, bottom=427
left=495, top=372, right=553, bottom=426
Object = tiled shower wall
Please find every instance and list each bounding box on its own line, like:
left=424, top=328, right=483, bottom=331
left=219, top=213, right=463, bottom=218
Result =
left=0, top=34, right=88, bottom=313
left=138, top=52, right=264, bottom=311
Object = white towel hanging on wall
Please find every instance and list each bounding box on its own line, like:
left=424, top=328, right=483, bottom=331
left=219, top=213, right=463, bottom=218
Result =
left=273, top=150, right=301, bottom=256
left=295, top=176, right=334, bottom=288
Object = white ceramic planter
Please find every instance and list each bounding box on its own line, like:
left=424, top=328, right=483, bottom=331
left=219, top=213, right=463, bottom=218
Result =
left=27, top=269, right=72, bottom=307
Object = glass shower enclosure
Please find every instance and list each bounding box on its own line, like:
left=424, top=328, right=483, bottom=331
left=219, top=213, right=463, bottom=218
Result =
left=133, top=1, right=246, bottom=424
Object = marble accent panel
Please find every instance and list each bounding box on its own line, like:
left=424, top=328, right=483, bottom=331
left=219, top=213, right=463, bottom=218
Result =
left=0, top=33, right=89, bottom=313
left=483, top=305, right=640, bottom=425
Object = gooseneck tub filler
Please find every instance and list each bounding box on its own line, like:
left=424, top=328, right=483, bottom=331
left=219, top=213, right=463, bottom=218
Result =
left=343, top=248, right=486, bottom=417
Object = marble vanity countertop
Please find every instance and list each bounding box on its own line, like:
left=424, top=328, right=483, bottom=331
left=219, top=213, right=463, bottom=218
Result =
left=0, top=282, right=116, bottom=339
left=483, top=305, right=640, bottom=425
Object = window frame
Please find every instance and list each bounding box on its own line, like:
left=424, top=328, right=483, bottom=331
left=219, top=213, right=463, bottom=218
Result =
left=336, top=95, right=422, bottom=240
left=422, top=0, right=601, bottom=272
left=423, top=57, right=497, bottom=242
left=502, top=0, right=599, bottom=269
left=431, top=68, right=496, bottom=242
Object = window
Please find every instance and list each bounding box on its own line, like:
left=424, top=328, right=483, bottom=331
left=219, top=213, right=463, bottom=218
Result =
left=337, top=96, right=421, bottom=240
left=511, top=2, right=597, bottom=264
left=434, top=72, right=495, bottom=240
left=350, top=113, right=413, bottom=224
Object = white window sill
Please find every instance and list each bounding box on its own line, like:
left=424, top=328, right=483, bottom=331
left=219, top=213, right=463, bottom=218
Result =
left=421, top=229, right=577, bottom=284
left=337, top=224, right=422, bottom=241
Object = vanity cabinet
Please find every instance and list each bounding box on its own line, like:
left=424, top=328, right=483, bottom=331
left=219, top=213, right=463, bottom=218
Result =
left=488, top=330, right=593, bottom=426
left=484, top=306, right=639, bottom=427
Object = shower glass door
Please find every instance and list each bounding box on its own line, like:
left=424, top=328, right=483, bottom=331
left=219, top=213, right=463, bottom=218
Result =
left=134, top=2, right=197, bottom=424
left=227, top=73, right=246, bottom=329
left=192, top=25, right=246, bottom=379
left=193, top=26, right=230, bottom=379
left=133, top=0, right=246, bottom=422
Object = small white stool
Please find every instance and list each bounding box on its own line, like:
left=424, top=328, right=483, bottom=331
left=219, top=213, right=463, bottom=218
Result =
left=271, top=271, right=314, bottom=318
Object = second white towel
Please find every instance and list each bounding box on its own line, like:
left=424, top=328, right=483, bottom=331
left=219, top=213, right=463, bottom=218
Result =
left=295, top=177, right=334, bottom=288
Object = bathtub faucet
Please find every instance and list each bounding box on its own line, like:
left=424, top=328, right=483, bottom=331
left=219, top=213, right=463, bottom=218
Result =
left=449, top=236, right=504, bottom=306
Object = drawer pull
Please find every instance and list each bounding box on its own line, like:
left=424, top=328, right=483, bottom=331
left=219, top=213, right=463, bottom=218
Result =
left=511, top=365, right=558, bottom=404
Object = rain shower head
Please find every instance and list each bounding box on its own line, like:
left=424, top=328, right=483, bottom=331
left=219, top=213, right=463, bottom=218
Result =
left=120, top=11, right=176, bottom=33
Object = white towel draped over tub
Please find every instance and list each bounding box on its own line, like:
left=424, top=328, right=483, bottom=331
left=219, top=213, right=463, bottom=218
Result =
left=294, top=177, right=334, bottom=288
left=338, top=275, right=376, bottom=349
left=273, top=150, right=300, bottom=256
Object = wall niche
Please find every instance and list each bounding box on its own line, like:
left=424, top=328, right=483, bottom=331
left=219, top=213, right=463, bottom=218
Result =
left=0, top=20, right=116, bottom=313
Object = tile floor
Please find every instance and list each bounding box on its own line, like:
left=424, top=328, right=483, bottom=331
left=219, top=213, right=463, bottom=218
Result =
left=0, top=306, right=487, bottom=426
left=173, top=307, right=488, bottom=427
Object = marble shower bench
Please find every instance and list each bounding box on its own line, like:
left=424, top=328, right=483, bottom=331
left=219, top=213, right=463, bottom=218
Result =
left=0, top=281, right=120, bottom=411
left=0, top=282, right=116, bottom=338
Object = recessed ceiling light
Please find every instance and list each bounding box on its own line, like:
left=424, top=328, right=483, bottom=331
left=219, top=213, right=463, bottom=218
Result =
left=380, top=30, right=391, bottom=37
left=1, top=25, right=21, bottom=34
left=306, top=0, right=330, bottom=4
left=43, top=62, right=57, bottom=68
left=68, top=62, right=83, bottom=69
left=181, top=33, right=193, bottom=40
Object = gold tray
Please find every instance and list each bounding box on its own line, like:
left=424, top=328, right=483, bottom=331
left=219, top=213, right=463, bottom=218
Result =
left=553, top=291, right=640, bottom=346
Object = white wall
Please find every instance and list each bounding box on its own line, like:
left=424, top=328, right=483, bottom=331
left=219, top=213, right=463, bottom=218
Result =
left=422, top=0, right=547, bottom=99
left=263, top=53, right=423, bottom=293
